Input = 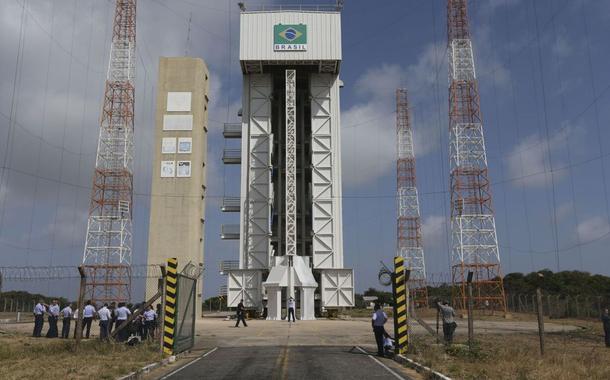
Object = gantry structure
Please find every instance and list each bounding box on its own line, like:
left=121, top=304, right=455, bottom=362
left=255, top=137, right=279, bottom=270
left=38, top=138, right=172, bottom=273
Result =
left=82, top=0, right=136, bottom=304
left=395, top=89, right=428, bottom=307
left=447, top=0, right=506, bottom=312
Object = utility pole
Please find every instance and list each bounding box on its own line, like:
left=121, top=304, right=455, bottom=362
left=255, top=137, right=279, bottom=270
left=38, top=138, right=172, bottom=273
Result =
left=536, top=273, right=545, bottom=356
left=82, top=0, right=137, bottom=304
left=467, top=271, right=474, bottom=349
left=395, top=88, right=428, bottom=308
left=447, top=0, right=506, bottom=313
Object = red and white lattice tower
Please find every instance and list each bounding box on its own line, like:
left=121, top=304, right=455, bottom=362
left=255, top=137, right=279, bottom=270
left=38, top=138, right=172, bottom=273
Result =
left=396, top=89, right=428, bottom=308
left=447, top=0, right=506, bottom=312
left=82, top=0, right=136, bottom=304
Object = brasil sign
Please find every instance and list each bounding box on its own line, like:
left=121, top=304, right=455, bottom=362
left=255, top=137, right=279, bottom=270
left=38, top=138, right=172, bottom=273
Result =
left=274, top=24, right=307, bottom=51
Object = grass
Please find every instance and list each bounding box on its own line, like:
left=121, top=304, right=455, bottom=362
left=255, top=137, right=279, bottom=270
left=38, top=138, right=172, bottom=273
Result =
left=406, top=319, right=610, bottom=380
left=0, top=330, right=161, bottom=380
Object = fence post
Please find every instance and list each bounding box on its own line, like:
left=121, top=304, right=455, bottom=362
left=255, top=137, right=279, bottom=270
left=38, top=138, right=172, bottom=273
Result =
left=546, top=295, right=552, bottom=318
left=536, top=288, right=545, bottom=356
left=158, top=264, right=167, bottom=355
left=467, top=273, right=474, bottom=349
left=575, top=296, right=580, bottom=318
left=74, top=266, right=87, bottom=349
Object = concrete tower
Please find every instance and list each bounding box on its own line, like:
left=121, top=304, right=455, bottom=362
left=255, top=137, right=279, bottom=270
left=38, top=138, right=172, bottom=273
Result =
left=146, top=57, right=209, bottom=309
left=222, top=5, right=354, bottom=320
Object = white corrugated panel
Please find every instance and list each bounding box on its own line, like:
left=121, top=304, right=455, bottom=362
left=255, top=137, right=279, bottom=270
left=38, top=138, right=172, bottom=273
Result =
left=240, top=12, right=341, bottom=61
left=227, top=269, right=262, bottom=308
left=320, top=269, right=354, bottom=308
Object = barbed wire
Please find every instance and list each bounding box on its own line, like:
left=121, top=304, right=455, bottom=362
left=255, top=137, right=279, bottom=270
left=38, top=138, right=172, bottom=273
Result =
left=0, top=265, right=163, bottom=281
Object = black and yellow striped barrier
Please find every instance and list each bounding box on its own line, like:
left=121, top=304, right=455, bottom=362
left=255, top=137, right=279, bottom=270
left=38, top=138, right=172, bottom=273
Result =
left=392, top=256, right=408, bottom=354
left=163, top=257, right=178, bottom=355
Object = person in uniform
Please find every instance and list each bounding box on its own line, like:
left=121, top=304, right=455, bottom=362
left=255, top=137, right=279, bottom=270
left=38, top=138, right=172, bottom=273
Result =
left=437, top=300, right=457, bottom=345
left=602, top=308, right=610, bottom=348
left=98, top=303, right=112, bottom=341
left=235, top=299, right=248, bottom=327
left=115, top=302, right=132, bottom=342
left=60, top=303, right=73, bottom=339
left=287, top=297, right=296, bottom=323
left=32, top=299, right=46, bottom=337
left=371, top=303, right=388, bottom=357
left=143, top=305, right=157, bottom=339
left=45, top=299, right=60, bottom=338
left=82, top=300, right=96, bottom=339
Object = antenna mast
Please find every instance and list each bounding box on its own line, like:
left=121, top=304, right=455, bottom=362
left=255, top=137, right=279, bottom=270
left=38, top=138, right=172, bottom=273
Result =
left=447, top=0, right=506, bottom=312
left=82, top=0, right=136, bottom=304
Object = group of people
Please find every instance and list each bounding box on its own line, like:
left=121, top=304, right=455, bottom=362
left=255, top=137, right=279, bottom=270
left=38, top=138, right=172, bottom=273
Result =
left=32, top=299, right=160, bottom=343
left=234, top=296, right=297, bottom=327
left=371, top=300, right=457, bottom=357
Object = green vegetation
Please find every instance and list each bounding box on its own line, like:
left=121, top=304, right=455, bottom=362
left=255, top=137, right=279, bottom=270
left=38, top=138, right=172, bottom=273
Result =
left=504, top=270, right=610, bottom=297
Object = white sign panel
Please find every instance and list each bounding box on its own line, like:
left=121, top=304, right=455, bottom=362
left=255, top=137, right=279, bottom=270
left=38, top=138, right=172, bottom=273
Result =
left=163, top=115, right=193, bottom=131
left=178, top=137, right=192, bottom=154
left=177, top=161, right=191, bottom=177
left=161, top=161, right=175, bottom=178
left=167, top=92, right=192, bottom=112
left=161, top=137, right=176, bottom=154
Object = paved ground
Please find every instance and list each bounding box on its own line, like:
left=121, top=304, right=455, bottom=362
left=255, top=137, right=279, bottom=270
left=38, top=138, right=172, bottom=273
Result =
left=160, top=346, right=418, bottom=380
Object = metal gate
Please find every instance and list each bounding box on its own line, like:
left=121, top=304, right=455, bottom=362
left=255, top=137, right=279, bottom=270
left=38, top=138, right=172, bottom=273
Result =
left=173, top=273, right=197, bottom=354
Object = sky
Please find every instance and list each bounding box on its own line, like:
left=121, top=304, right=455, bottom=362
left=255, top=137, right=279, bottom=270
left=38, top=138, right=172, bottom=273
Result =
left=1, top=0, right=610, bottom=301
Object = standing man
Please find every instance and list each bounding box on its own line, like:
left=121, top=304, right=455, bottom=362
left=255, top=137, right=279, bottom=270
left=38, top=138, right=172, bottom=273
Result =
left=437, top=300, right=457, bottom=345
left=45, top=299, right=60, bottom=338
left=60, top=303, right=73, bottom=339
left=235, top=299, right=248, bottom=327
left=287, top=297, right=296, bottom=323
left=371, top=303, right=388, bottom=357
left=32, top=299, right=46, bottom=337
left=98, top=303, right=112, bottom=341
left=108, top=302, right=117, bottom=334
left=602, top=308, right=610, bottom=348
left=143, top=305, right=157, bottom=339
left=82, top=300, right=96, bottom=339
left=115, top=302, right=132, bottom=342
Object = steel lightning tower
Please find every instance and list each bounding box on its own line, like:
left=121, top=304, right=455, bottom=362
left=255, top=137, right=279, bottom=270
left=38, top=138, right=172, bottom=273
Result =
left=447, top=0, right=506, bottom=312
left=82, top=0, right=136, bottom=304
left=396, top=89, right=428, bottom=307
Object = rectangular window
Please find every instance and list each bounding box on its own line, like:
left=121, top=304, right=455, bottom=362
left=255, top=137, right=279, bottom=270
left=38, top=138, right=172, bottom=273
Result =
left=177, top=160, right=192, bottom=177
left=161, top=160, right=175, bottom=177
left=162, top=137, right=177, bottom=154
left=178, top=137, right=192, bottom=154
left=166, top=92, right=192, bottom=112
left=163, top=115, right=193, bottom=131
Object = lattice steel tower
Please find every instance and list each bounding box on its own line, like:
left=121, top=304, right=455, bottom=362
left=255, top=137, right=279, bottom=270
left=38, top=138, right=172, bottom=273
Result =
left=82, top=0, right=136, bottom=304
left=396, top=89, right=428, bottom=307
left=447, top=0, right=506, bottom=312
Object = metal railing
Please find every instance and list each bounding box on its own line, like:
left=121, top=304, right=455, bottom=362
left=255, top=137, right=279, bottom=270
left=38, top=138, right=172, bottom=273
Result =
left=221, top=197, right=241, bottom=212
left=219, top=260, right=240, bottom=274
left=241, top=4, right=342, bottom=12
left=223, top=123, right=242, bottom=138
left=220, top=224, right=240, bottom=240
left=222, top=149, right=241, bottom=164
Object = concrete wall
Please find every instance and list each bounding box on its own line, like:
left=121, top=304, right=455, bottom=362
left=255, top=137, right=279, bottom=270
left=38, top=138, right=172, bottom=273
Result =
left=146, top=57, right=209, bottom=315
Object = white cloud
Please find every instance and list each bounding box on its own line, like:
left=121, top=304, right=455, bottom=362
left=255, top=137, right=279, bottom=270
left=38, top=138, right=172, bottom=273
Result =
left=577, top=216, right=610, bottom=242
left=506, top=126, right=577, bottom=187
left=421, top=215, right=447, bottom=249
left=341, top=44, right=445, bottom=187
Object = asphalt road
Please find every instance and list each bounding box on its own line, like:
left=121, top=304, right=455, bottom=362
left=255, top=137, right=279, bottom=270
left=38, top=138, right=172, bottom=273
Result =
left=161, top=346, right=416, bottom=380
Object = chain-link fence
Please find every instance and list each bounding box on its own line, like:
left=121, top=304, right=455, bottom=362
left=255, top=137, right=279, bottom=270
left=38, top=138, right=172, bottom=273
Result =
left=506, top=293, right=610, bottom=319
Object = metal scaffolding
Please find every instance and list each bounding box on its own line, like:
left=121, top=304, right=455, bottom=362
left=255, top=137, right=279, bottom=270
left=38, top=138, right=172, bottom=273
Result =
left=447, top=0, right=506, bottom=312
left=395, top=89, right=428, bottom=307
left=82, top=0, right=136, bottom=304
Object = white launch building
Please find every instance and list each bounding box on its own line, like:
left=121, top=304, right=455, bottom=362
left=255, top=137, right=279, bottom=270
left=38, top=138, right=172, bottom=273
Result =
left=221, top=5, right=354, bottom=320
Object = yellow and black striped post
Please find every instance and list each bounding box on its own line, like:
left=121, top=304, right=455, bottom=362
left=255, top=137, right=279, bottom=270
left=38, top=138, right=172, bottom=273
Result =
left=392, top=256, right=408, bottom=354
left=163, top=257, right=178, bottom=355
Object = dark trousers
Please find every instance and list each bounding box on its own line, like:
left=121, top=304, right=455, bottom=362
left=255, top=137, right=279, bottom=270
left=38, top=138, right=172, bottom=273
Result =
left=235, top=312, right=247, bottom=327
left=46, top=316, right=58, bottom=338
left=117, top=320, right=129, bottom=342
left=99, top=320, right=109, bottom=340
left=143, top=320, right=155, bottom=339
left=82, top=317, right=93, bottom=338
left=604, top=327, right=610, bottom=347
left=373, top=326, right=385, bottom=356
left=61, top=318, right=71, bottom=338
left=443, top=322, right=457, bottom=344
left=288, top=307, right=296, bottom=322
left=33, top=314, right=44, bottom=337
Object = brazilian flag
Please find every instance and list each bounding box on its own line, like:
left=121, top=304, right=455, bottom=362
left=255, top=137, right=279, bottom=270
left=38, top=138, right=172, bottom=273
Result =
left=274, top=24, right=307, bottom=45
